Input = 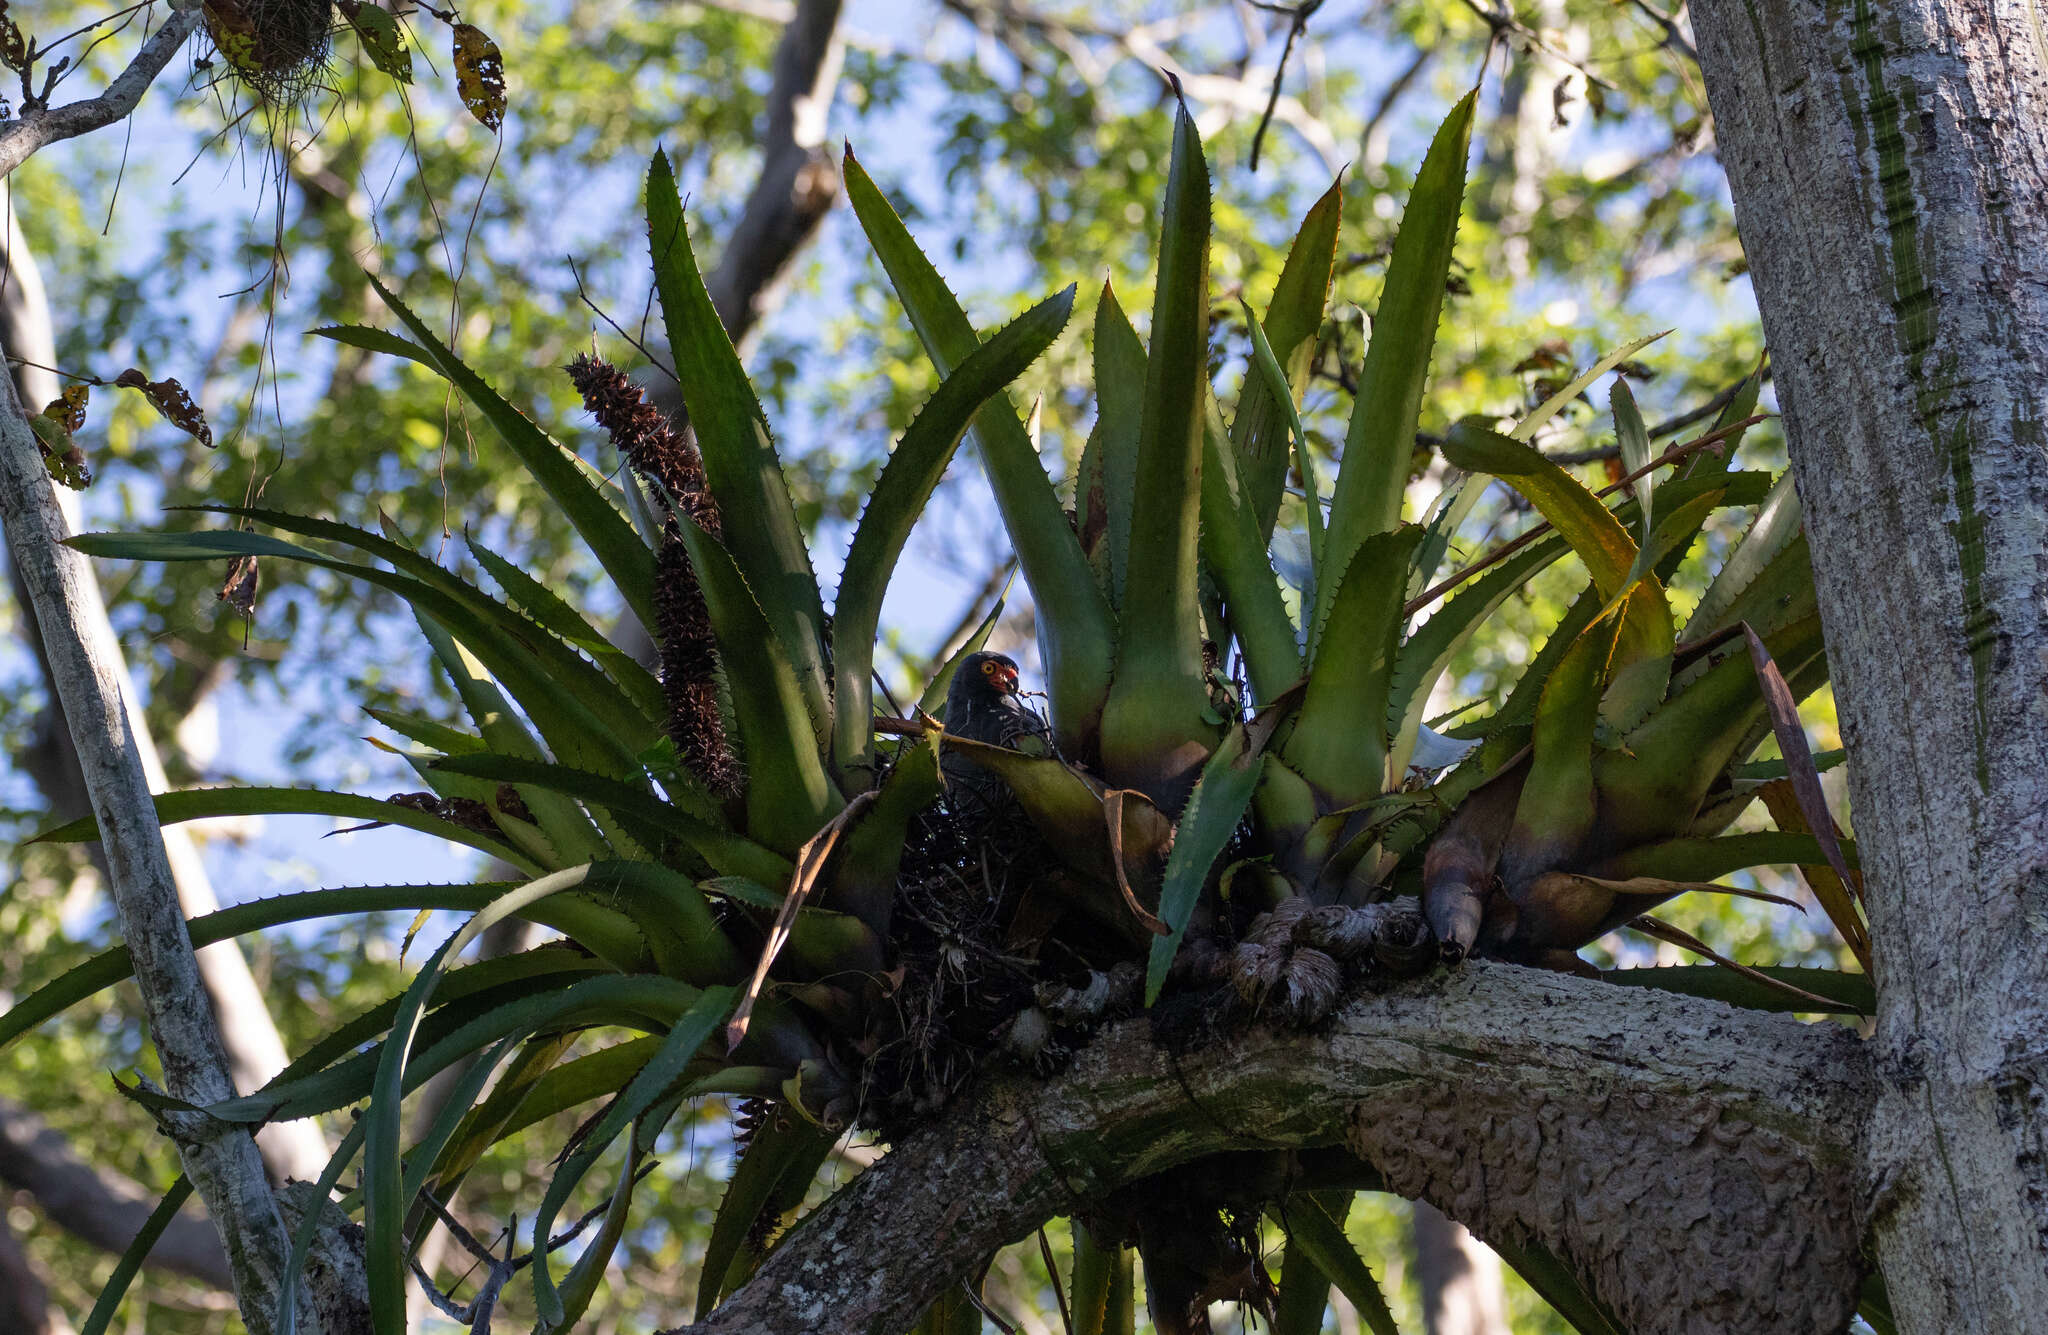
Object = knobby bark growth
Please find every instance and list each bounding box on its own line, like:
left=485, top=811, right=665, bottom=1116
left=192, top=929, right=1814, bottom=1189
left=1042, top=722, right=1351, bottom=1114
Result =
left=666, top=966, right=1872, bottom=1335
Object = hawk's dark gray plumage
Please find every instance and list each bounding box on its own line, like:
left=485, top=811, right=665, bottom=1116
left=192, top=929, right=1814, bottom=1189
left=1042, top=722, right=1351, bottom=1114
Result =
left=940, top=651, right=1050, bottom=815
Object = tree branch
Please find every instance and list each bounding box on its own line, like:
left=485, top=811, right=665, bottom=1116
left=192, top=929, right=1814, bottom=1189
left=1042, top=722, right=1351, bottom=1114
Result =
left=0, top=1099, right=233, bottom=1289
left=0, top=7, right=202, bottom=179
left=703, top=0, right=847, bottom=351
left=668, top=963, right=1872, bottom=1335
left=0, top=352, right=310, bottom=1333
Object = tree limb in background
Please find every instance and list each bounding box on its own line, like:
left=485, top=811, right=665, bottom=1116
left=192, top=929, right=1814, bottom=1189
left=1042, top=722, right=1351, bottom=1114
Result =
left=0, top=1099, right=232, bottom=1290
left=705, top=0, right=848, bottom=351
left=1414, top=1201, right=1509, bottom=1335
left=0, top=8, right=203, bottom=179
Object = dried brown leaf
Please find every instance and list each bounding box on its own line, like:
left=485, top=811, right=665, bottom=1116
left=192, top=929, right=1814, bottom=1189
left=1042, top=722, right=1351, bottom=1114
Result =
left=42, top=384, right=88, bottom=433
left=115, top=368, right=214, bottom=447
left=218, top=554, right=260, bottom=617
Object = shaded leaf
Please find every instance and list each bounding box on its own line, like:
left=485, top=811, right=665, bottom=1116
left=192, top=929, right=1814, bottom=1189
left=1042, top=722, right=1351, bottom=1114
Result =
left=452, top=22, right=504, bottom=131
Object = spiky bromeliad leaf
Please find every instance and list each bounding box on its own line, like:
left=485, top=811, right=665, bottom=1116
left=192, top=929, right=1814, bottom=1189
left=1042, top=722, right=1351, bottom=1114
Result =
left=1439, top=421, right=1677, bottom=730
left=1088, top=280, right=1147, bottom=610
left=673, top=511, right=845, bottom=854
left=1603, top=962, right=1873, bottom=1015
left=1313, top=89, right=1476, bottom=659
left=1276, top=1193, right=1399, bottom=1335
left=1236, top=178, right=1344, bottom=541
left=1099, top=87, right=1220, bottom=804
left=532, top=986, right=736, bottom=1325
left=697, top=1117, right=839, bottom=1318
left=1285, top=526, right=1425, bottom=807
left=70, top=522, right=654, bottom=790
left=844, top=146, right=1115, bottom=755
left=1146, top=720, right=1268, bottom=1003
left=1200, top=393, right=1303, bottom=703
left=647, top=151, right=832, bottom=740
left=361, top=869, right=693, bottom=1331
left=1501, top=612, right=1619, bottom=887
left=31, top=786, right=535, bottom=871
left=1241, top=295, right=1325, bottom=577
left=832, top=285, right=1076, bottom=779
left=80, top=1177, right=194, bottom=1335
left=328, top=279, right=659, bottom=631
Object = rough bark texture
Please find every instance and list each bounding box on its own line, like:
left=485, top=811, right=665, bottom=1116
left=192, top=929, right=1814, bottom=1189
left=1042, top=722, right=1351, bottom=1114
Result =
left=1691, top=2, right=2048, bottom=1330
left=669, top=964, right=1871, bottom=1335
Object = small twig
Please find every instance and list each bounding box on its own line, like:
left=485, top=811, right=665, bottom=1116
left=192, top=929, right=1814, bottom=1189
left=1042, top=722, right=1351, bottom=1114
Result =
left=1247, top=1, right=1322, bottom=172
left=569, top=255, right=681, bottom=385
left=0, top=9, right=202, bottom=178
left=1545, top=367, right=1772, bottom=464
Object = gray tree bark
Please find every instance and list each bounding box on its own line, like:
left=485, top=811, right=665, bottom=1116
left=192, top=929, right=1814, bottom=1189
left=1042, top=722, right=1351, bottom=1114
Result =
left=668, top=964, right=1872, bottom=1335
left=1689, top=2, right=2048, bottom=1331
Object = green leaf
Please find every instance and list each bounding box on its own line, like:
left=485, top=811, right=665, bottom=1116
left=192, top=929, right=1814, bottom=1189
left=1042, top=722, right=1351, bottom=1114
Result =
left=1090, top=280, right=1147, bottom=610
left=647, top=151, right=831, bottom=737
left=1439, top=423, right=1637, bottom=597
left=1316, top=89, right=1475, bottom=655
left=1588, top=831, right=1858, bottom=882
left=1509, top=331, right=1671, bottom=444
left=363, top=873, right=694, bottom=1328
left=1596, top=613, right=1827, bottom=849
left=1146, top=722, right=1267, bottom=1003
left=1199, top=395, right=1302, bottom=702
left=697, top=1118, right=838, bottom=1317
left=1287, top=526, right=1424, bottom=806
left=359, top=273, right=659, bottom=630
left=338, top=0, right=411, bottom=81
left=80, top=1177, right=194, bottom=1335
left=465, top=531, right=667, bottom=720
left=1276, top=1193, right=1399, bottom=1335
left=843, top=145, right=1115, bottom=754
left=1486, top=1234, right=1628, bottom=1335
left=1386, top=531, right=1570, bottom=776
left=1611, top=377, right=1654, bottom=543
left=834, top=724, right=944, bottom=938
left=1235, top=177, right=1343, bottom=540
left=1099, top=88, right=1219, bottom=803
left=1601, top=963, right=1871, bottom=1015
left=532, top=986, right=735, bottom=1324
left=427, top=751, right=789, bottom=887
left=675, top=513, right=844, bottom=853
left=1685, top=470, right=1803, bottom=641
left=1241, top=295, right=1324, bottom=579
left=1069, top=1218, right=1118, bottom=1335
left=309, top=323, right=429, bottom=363
left=1503, top=614, right=1618, bottom=883
left=833, top=285, right=1076, bottom=778
left=29, top=785, right=534, bottom=869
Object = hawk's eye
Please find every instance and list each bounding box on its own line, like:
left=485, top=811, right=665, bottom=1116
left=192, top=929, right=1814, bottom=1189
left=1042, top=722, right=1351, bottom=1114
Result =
left=981, top=661, right=998, bottom=675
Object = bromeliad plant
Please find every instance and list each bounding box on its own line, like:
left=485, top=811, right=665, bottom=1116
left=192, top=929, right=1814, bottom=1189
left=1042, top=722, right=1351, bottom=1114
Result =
left=7, top=84, right=1869, bottom=1335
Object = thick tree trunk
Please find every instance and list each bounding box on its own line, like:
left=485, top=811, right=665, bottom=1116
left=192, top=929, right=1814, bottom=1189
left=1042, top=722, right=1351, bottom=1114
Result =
left=1689, top=2, right=2048, bottom=1330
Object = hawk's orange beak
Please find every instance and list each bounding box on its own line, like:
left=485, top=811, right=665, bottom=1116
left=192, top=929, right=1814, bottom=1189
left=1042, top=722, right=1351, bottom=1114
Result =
left=993, top=664, right=1018, bottom=693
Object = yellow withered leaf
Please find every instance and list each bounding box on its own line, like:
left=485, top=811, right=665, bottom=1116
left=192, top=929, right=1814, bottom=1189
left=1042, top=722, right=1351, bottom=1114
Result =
left=452, top=23, right=504, bottom=132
